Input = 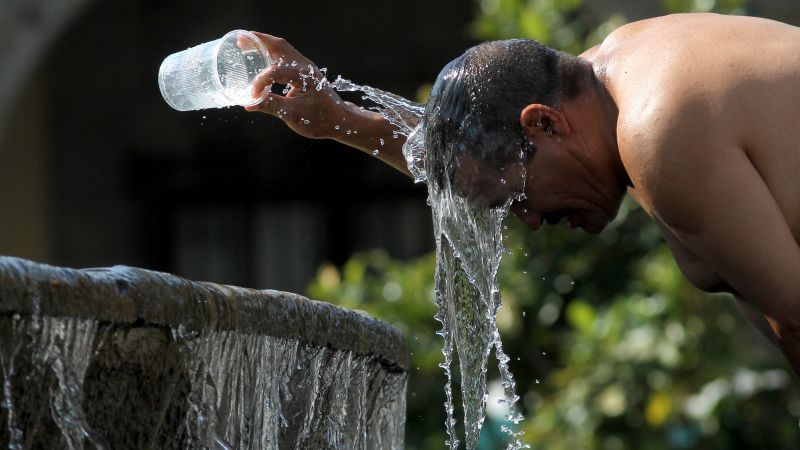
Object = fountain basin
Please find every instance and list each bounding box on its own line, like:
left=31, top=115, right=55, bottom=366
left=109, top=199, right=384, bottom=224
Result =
left=0, top=256, right=407, bottom=449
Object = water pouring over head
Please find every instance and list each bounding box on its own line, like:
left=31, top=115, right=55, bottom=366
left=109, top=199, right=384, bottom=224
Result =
left=424, top=39, right=628, bottom=234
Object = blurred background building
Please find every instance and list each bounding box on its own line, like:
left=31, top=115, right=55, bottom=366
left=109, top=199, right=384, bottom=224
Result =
left=0, top=0, right=478, bottom=291
left=1, top=0, right=797, bottom=291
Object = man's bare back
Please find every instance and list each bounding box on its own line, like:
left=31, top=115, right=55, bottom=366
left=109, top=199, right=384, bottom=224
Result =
left=587, top=14, right=800, bottom=363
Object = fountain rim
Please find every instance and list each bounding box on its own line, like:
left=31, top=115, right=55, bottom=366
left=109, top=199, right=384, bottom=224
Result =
left=0, top=256, right=408, bottom=371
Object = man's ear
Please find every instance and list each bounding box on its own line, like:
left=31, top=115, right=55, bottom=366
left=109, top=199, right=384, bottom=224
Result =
left=520, top=104, right=571, bottom=138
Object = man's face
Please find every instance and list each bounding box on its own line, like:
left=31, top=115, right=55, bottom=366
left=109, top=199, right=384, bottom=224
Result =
left=452, top=155, right=526, bottom=209
left=453, top=149, right=620, bottom=234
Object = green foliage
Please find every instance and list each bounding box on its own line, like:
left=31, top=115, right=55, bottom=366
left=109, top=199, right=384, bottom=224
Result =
left=662, top=0, right=747, bottom=15
left=471, top=0, right=623, bottom=54
left=309, top=0, right=800, bottom=448
left=471, top=0, right=748, bottom=52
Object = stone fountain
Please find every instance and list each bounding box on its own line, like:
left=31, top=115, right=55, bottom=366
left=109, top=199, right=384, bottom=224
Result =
left=0, top=256, right=407, bottom=449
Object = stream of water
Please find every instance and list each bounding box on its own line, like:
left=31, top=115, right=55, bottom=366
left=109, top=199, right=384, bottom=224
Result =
left=330, top=76, right=528, bottom=450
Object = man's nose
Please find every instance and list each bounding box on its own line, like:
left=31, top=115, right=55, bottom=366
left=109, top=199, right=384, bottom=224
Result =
left=511, top=204, right=541, bottom=230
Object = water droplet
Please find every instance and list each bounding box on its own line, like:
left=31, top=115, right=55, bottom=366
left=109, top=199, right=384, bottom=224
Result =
left=334, top=125, right=340, bottom=130
left=379, top=138, right=385, bottom=146
left=372, top=150, right=380, bottom=156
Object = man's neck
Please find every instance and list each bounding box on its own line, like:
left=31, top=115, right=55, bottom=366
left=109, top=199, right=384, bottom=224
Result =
left=569, top=64, right=629, bottom=188
left=592, top=76, right=629, bottom=186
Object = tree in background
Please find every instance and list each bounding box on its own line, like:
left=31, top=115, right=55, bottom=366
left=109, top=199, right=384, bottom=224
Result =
left=310, top=1, right=800, bottom=448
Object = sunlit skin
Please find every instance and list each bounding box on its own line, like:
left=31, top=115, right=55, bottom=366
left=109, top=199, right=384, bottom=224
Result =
left=246, top=14, right=800, bottom=376
left=453, top=89, right=627, bottom=235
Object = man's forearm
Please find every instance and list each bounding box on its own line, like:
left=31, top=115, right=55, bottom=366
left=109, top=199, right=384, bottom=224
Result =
left=330, top=102, right=412, bottom=177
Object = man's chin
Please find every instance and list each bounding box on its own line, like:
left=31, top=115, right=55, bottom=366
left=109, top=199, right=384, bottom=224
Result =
left=581, top=223, right=606, bottom=234
left=575, top=212, right=610, bottom=234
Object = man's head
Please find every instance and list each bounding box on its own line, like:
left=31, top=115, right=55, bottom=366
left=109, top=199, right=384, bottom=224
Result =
left=424, top=39, right=626, bottom=234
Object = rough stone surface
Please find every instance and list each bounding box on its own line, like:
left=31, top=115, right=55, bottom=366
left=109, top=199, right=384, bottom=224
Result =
left=0, top=257, right=408, bottom=449
left=0, top=256, right=408, bottom=369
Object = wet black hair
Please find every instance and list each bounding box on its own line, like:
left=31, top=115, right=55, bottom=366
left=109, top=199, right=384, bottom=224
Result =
left=423, top=39, right=586, bottom=188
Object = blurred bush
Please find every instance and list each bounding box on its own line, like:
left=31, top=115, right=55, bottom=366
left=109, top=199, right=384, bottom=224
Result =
left=309, top=0, right=800, bottom=448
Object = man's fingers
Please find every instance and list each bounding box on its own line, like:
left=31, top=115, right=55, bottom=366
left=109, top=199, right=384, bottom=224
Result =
left=236, top=35, right=258, bottom=52
left=251, top=70, right=272, bottom=99
left=250, top=32, right=285, bottom=48
left=267, top=64, right=310, bottom=85
left=245, top=93, right=289, bottom=116
left=250, top=32, right=302, bottom=62
left=251, top=64, right=318, bottom=99
left=250, top=67, right=287, bottom=99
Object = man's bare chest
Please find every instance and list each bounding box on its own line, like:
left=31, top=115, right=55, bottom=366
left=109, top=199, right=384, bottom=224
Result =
left=656, top=219, right=736, bottom=295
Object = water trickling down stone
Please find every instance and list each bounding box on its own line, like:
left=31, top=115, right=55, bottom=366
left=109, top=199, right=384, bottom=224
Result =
left=0, top=258, right=407, bottom=449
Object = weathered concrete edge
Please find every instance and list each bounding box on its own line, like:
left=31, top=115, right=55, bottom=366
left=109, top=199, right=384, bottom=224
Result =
left=0, top=256, right=409, bottom=370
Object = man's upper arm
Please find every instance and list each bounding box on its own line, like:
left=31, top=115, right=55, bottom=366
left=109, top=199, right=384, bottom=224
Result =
left=630, top=124, right=800, bottom=330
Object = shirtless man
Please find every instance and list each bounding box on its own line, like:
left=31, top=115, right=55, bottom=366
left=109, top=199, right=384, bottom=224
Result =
left=245, top=13, right=800, bottom=375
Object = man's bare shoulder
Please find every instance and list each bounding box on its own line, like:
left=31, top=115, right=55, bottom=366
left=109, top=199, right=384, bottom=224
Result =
left=595, top=13, right=800, bottom=109
left=611, top=14, right=800, bottom=222
left=598, top=13, right=797, bottom=54
left=616, top=94, right=730, bottom=232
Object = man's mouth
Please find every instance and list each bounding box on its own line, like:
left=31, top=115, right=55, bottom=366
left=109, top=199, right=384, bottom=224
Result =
left=541, top=210, right=570, bottom=226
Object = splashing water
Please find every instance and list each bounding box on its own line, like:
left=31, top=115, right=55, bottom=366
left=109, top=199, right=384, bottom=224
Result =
left=330, top=76, right=425, bottom=139
left=331, top=77, right=528, bottom=449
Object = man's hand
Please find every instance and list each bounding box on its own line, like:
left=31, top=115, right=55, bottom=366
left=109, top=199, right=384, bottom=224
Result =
left=243, top=32, right=413, bottom=176
left=244, top=32, right=349, bottom=140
